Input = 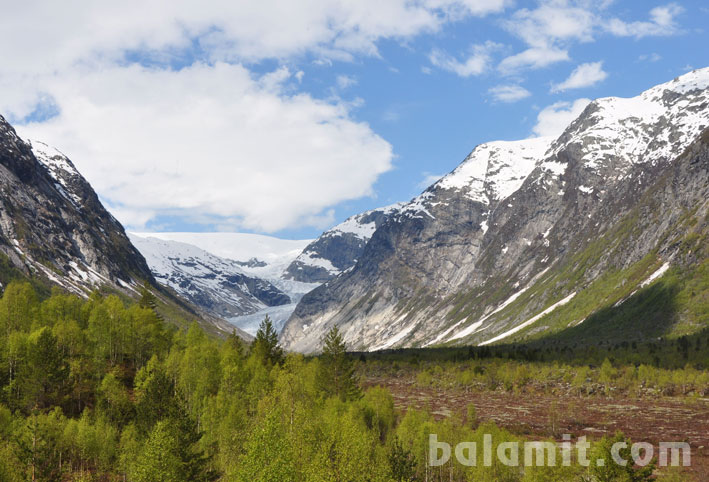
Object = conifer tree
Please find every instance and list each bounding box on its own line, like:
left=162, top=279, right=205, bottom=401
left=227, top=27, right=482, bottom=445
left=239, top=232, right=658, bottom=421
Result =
left=316, top=326, right=361, bottom=401
left=251, top=316, right=283, bottom=366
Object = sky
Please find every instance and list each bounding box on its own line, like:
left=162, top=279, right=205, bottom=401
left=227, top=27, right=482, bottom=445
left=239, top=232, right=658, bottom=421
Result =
left=1, top=0, right=708, bottom=239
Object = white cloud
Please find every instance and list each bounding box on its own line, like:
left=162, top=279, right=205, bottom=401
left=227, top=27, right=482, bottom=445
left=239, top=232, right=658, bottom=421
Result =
left=504, top=2, right=596, bottom=46
left=499, top=1, right=594, bottom=73
left=551, top=61, right=607, bottom=92
left=0, top=1, right=514, bottom=233
left=488, top=84, right=531, bottom=102
left=532, top=98, right=591, bottom=137
left=429, top=41, right=501, bottom=77
left=336, top=75, right=357, bottom=89
left=0, top=1, right=509, bottom=81
left=499, top=1, right=684, bottom=74
left=606, top=3, right=683, bottom=38
left=17, top=63, right=393, bottom=232
left=499, top=46, right=570, bottom=73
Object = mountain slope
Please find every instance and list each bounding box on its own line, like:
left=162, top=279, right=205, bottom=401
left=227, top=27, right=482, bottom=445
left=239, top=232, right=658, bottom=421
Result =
left=284, top=203, right=404, bottom=283
left=280, top=68, right=709, bottom=353
left=132, top=231, right=319, bottom=335
left=0, top=117, right=154, bottom=295
left=0, top=116, right=247, bottom=337
left=129, top=234, right=290, bottom=319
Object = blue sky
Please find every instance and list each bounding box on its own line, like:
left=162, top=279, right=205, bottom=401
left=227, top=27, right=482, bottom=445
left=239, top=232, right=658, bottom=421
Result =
left=2, top=1, right=708, bottom=239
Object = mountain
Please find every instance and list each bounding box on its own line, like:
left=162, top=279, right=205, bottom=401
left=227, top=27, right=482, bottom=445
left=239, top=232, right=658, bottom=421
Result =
left=280, top=68, right=709, bottom=353
left=131, top=232, right=318, bottom=335
left=283, top=203, right=404, bottom=283
left=129, top=234, right=290, bottom=319
left=131, top=232, right=311, bottom=280
left=0, top=117, right=154, bottom=295
left=0, top=116, right=249, bottom=337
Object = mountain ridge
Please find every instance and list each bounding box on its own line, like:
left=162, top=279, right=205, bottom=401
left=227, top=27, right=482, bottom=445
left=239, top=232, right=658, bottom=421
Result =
left=280, top=67, right=709, bottom=353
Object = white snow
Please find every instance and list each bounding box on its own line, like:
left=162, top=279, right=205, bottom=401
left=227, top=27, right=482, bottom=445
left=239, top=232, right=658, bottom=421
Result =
left=131, top=232, right=311, bottom=280
left=130, top=232, right=321, bottom=333
left=640, top=262, right=671, bottom=287
left=289, top=203, right=405, bottom=277
left=28, top=140, right=83, bottom=206
left=549, top=68, right=709, bottom=169
left=327, top=203, right=405, bottom=240
left=578, top=185, right=594, bottom=194
left=480, top=219, right=489, bottom=234
left=435, top=137, right=553, bottom=204
left=370, top=318, right=417, bottom=351
left=479, top=292, right=577, bottom=346
left=446, top=284, right=532, bottom=342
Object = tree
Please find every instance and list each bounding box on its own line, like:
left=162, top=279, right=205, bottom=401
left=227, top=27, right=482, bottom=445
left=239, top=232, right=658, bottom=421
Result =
left=0, top=282, right=38, bottom=337
left=251, top=316, right=283, bottom=366
left=138, top=282, right=158, bottom=311
left=316, top=327, right=361, bottom=401
left=388, top=435, right=416, bottom=482
left=135, top=367, right=179, bottom=435
left=590, top=432, right=655, bottom=482
left=22, top=328, right=69, bottom=411
left=131, top=420, right=183, bottom=482
left=98, top=373, right=133, bottom=427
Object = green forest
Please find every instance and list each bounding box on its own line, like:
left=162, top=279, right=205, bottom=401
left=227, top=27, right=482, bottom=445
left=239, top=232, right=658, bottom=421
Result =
left=0, top=281, right=701, bottom=481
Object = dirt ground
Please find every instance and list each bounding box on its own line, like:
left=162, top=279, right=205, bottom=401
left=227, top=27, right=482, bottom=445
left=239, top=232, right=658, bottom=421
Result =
left=364, top=374, right=709, bottom=480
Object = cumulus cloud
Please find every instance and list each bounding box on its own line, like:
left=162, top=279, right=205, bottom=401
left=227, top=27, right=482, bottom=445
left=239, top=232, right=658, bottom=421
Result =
left=488, top=84, right=531, bottom=102
left=0, top=1, right=509, bottom=81
left=551, top=61, right=607, bottom=92
left=1, top=0, right=511, bottom=232
left=606, top=3, right=683, bottom=38
left=499, top=1, right=594, bottom=73
left=17, top=63, right=393, bottom=232
left=429, top=41, right=501, bottom=77
left=499, top=1, right=684, bottom=74
left=532, top=98, right=591, bottom=138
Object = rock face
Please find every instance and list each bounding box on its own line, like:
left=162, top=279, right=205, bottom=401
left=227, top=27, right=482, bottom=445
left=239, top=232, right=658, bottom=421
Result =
left=129, top=234, right=290, bottom=319
left=280, top=68, right=709, bottom=353
left=284, top=204, right=404, bottom=283
left=0, top=116, right=154, bottom=294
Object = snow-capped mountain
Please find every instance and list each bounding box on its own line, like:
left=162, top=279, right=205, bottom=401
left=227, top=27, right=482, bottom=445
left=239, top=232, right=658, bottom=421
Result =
left=132, top=232, right=311, bottom=280
left=284, top=203, right=404, bottom=283
left=131, top=231, right=318, bottom=335
left=280, top=68, right=709, bottom=353
left=129, top=234, right=290, bottom=319
left=0, top=117, right=152, bottom=296
left=0, top=117, right=250, bottom=337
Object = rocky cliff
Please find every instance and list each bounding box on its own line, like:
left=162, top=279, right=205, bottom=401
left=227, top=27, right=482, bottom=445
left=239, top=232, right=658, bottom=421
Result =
left=284, top=204, right=404, bottom=283
left=280, top=68, right=709, bottom=353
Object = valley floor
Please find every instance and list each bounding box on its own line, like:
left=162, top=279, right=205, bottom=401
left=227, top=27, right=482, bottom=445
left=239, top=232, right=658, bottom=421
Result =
left=363, top=371, right=709, bottom=480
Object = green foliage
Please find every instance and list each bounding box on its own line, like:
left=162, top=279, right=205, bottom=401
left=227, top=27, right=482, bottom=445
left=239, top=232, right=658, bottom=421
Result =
left=131, top=420, right=184, bottom=482
left=589, top=432, right=655, bottom=482
left=0, top=280, right=698, bottom=480
left=251, top=316, right=283, bottom=366
left=316, top=326, right=362, bottom=401
left=388, top=435, right=416, bottom=481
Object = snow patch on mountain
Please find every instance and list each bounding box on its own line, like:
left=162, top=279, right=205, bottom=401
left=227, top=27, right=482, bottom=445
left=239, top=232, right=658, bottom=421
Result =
left=132, top=232, right=311, bottom=280
left=28, top=139, right=83, bottom=206
left=129, top=234, right=291, bottom=319
left=479, top=292, right=577, bottom=346
left=436, top=137, right=554, bottom=204
left=552, top=68, right=709, bottom=170
left=284, top=203, right=405, bottom=282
